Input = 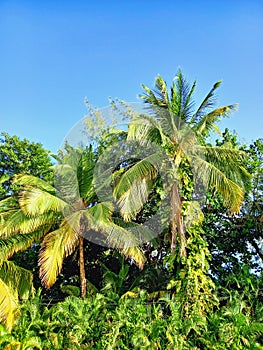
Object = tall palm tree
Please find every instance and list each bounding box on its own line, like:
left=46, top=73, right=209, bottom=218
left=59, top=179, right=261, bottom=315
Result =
left=112, top=70, right=251, bottom=257
left=0, top=146, right=145, bottom=300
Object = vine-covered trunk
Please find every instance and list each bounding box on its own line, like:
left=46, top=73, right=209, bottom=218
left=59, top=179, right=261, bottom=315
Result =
left=170, top=182, right=186, bottom=256
left=78, top=235, right=87, bottom=299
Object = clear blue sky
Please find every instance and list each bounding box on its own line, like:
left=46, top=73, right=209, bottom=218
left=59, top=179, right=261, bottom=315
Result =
left=0, top=0, right=262, bottom=152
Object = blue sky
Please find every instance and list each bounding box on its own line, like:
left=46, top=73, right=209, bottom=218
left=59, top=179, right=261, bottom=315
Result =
left=0, top=0, right=262, bottom=152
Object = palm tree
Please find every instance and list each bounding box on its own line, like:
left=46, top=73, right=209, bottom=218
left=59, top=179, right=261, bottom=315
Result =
left=112, top=70, right=251, bottom=257
left=0, top=145, right=145, bottom=300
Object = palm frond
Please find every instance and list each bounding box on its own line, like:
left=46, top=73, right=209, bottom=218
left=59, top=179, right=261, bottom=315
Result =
left=127, top=114, right=162, bottom=144
left=117, top=178, right=150, bottom=221
left=0, top=231, right=43, bottom=260
left=196, top=146, right=251, bottom=188
left=87, top=202, right=114, bottom=224
left=0, top=209, right=29, bottom=237
left=113, top=155, right=160, bottom=221
left=193, top=104, right=237, bottom=137
left=54, top=163, right=81, bottom=204
left=181, top=79, right=196, bottom=120
left=0, top=260, right=35, bottom=300
left=0, top=209, right=57, bottom=237
left=154, top=75, right=170, bottom=106
left=171, top=70, right=190, bottom=119
left=0, top=261, right=35, bottom=330
left=141, top=82, right=167, bottom=107
left=0, top=197, right=18, bottom=213
left=113, top=218, right=156, bottom=242
left=39, top=221, right=79, bottom=288
left=120, top=246, right=146, bottom=269
left=0, top=278, right=17, bottom=330
left=77, top=147, right=96, bottom=202
left=19, top=187, right=68, bottom=216
left=93, top=221, right=142, bottom=255
left=191, top=80, right=222, bottom=122
left=192, top=154, right=246, bottom=213
left=13, top=174, right=55, bottom=194
left=140, top=79, right=179, bottom=139
left=114, top=154, right=160, bottom=199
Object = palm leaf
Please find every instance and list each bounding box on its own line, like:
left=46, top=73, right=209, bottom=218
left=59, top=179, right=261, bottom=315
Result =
left=19, top=187, right=68, bottom=216
left=39, top=219, right=79, bottom=288
left=0, top=278, right=17, bottom=330
left=13, top=174, right=55, bottom=194
left=113, top=155, right=160, bottom=221
left=0, top=261, right=34, bottom=330
left=191, top=80, right=222, bottom=122
left=87, top=202, right=114, bottom=224
left=141, top=83, right=167, bottom=107
left=193, top=104, right=237, bottom=137
left=127, top=114, right=162, bottom=144
left=77, top=146, right=96, bottom=202
left=87, top=215, right=141, bottom=251
left=54, top=163, right=81, bottom=204
left=192, top=154, right=245, bottom=213
left=120, top=246, right=146, bottom=269
left=196, top=146, right=251, bottom=188
left=114, top=154, right=159, bottom=199
left=0, top=209, right=57, bottom=237
left=117, top=178, right=150, bottom=221
left=99, top=223, right=145, bottom=266
left=0, top=260, right=34, bottom=300
left=0, top=197, right=18, bottom=214
left=0, top=231, right=43, bottom=260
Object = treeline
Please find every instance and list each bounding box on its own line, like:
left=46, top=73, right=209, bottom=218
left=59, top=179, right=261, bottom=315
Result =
left=0, top=71, right=262, bottom=349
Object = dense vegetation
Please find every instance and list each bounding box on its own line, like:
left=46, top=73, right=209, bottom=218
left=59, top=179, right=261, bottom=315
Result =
left=0, top=72, right=262, bottom=349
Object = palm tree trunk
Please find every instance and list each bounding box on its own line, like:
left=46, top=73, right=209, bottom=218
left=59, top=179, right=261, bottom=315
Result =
left=170, top=182, right=186, bottom=257
left=78, top=235, right=87, bottom=299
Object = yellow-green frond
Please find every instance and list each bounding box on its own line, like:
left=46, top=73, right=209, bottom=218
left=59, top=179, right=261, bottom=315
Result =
left=0, top=231, right=43, bottom=260
left=0, top=209, right=57, bottom=237
left=13, top=174, right=55, bottom=194
left=87, top=202, right=114, bottom=224
left=0, top=260, right=35, bottom=329
left=127, top=116, right=161, bottom=144
left=192, top=154, right=245, bottom=213
left=0, top=197, right=18, bottom=214
left=0, top=261, right=35, bottom=300
left=196, top=145, right=251, bottom=189
left=117, top=178, right=150, bottom=221
left=120, top=246, right=146, bottom=269
left=193, top=104, right=237, bottom=137
left=39, top=222, right=79, bottom=288
left=19, top=187, right=68, bottom=216
left=0, top=278, right=18, bottom=330
left=92, top=220, right=141, bottom=251
left=114, top=155, right=159, bottom=199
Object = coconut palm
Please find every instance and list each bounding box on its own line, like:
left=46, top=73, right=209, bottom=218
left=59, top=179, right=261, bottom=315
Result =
left=0, top=145, right=145, bottom=300
left=113, top=70, right=251, bottom=257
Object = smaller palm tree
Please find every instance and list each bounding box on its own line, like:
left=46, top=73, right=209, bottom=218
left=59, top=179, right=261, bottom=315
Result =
left=0, top=145, right=146, bottom=300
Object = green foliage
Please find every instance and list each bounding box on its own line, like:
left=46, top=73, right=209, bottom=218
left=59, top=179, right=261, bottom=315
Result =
left=0, top=73, right=262, bottom=349
left=1, top=284, right=263, bottom=349
left=0, top=132, right=53, bottom=200
left=203, top=136, right=263, bottom=280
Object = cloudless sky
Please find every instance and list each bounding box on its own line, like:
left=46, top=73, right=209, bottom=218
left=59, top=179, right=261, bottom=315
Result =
left=0, top=0, right=262, bottom=152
